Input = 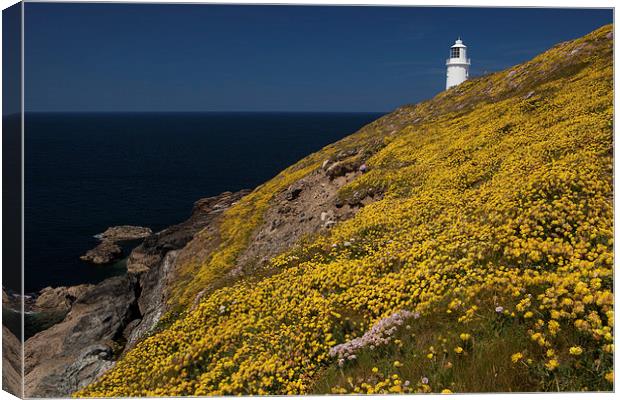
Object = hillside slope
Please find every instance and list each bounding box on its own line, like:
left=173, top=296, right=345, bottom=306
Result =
left=78, top=25, right=613, bottom=395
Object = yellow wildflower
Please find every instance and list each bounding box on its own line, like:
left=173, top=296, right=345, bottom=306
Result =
left=569, top=346, right=583, bottom=356
left=545, top=359, right=559, bottom=371
left=511, top=352, right=523, bottom=363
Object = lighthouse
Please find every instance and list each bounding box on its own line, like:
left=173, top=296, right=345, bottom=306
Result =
left=445, top=38, right=471, bottom=89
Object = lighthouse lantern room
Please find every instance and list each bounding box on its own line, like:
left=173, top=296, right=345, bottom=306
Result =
left=445, top=38, right=471, bottom=89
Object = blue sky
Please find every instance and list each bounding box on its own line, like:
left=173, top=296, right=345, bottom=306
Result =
left=24, top=4, right=612, bottom=112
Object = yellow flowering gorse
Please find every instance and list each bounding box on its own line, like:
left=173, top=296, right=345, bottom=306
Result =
left=76, top=25, right=613, bottom=396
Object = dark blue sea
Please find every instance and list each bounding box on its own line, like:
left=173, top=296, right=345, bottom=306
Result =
left=23, top=112, right=383, bottom=293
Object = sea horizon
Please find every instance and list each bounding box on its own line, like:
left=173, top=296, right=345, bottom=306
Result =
left=19, top=110, right=391, bottom=115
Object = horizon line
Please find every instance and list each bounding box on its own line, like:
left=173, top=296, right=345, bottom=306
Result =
left=12, top=110, right=391, bottom=115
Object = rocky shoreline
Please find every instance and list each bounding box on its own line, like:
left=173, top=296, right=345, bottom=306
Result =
left=5, top=190, right=249, bottom=398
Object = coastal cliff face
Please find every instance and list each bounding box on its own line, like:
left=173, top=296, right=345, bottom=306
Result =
left=24, top=276, right=136, bottom=397
left=22, top=24, right=614, bottom=396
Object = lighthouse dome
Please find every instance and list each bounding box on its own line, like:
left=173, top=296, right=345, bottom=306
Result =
left=451, top=38, right=467, bottom=48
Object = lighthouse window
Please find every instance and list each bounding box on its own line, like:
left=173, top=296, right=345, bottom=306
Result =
left=451, top=48, right=460, bottom=58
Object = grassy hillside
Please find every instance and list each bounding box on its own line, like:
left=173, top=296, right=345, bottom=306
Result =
left=77, top=25, right=613, bottom=396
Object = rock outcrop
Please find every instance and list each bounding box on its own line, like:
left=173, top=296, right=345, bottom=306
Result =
left=80, top=241, right=122, bottom=264
left=230, top=148, right=380, bottom=277
left=24, top=275, right=138, bottom=397
left=80, top=225, right=152, bottom=265
left=95, top=225, right=153, bottom=242
left=34, top=284, right=93, bottom=314
left=2, top=325, right=22, bottom=397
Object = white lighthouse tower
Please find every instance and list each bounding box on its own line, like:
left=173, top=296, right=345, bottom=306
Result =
left=445, top=38, right=470, bottom=89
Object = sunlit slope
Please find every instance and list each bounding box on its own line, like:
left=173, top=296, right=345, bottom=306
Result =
left=78, top=25, right=613, bottom=395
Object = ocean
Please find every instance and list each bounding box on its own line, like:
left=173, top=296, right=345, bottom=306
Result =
left=23, top=112, right=383, bottom=293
